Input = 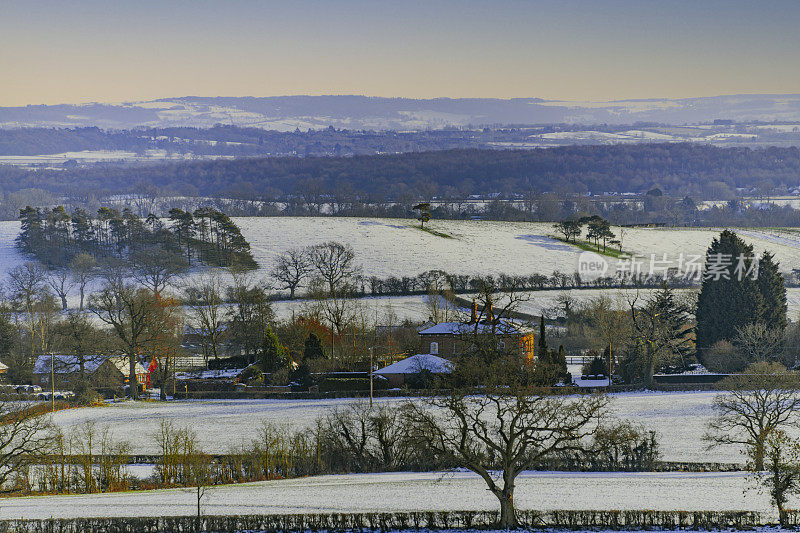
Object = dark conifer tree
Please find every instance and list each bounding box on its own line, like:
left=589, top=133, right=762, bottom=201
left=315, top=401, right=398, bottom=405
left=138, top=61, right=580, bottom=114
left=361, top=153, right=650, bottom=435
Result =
left=261, top=327, right=287, bottom=374
left=303, top=333, right=325, bottom=359
left=757, top=251, right=788, bottom=332
left=537, top=315, right=549, bottom=364
left=695, top=230, right=762, bottom=359
left=556, top=345, right=567, bottom=374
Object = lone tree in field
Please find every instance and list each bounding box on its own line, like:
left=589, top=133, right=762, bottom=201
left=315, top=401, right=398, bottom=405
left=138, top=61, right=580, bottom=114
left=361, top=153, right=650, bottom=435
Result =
left=403, top=358, right=608, bottom=528
left=46, top=268, right=73, bottom=311
left=704, top=363, right=800, bottom=471
left=413, top=202, right=431, bottom=228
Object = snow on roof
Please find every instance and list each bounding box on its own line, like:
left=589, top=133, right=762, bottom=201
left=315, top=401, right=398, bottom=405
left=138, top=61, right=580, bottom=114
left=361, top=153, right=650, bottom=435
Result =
left=374, top=353, right=452, bottom=375
left=0, top=361, right=7, bottom=372
left=418, top=320, right=530, bottom=336
left=34, top=355, right=147, bottom=376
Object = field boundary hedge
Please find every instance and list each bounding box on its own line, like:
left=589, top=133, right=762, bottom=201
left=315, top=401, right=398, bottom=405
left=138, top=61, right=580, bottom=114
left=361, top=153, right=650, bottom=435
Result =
left=0, top=509, right=766, bottom=532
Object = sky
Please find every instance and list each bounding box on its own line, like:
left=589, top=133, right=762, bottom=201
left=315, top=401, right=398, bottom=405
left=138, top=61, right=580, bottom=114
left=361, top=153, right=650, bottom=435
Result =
left=2, top=0, right=800, bottom=106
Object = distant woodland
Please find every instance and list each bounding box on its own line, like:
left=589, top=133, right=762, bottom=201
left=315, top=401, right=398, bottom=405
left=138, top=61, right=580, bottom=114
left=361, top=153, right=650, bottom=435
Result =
left=1, top=144, right=800, bottom=201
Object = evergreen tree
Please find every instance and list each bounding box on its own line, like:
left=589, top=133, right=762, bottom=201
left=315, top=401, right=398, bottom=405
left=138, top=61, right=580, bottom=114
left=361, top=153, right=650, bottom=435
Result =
left=649, top=282, right=694, bottom=366
left=537, top=316, right=549, bottom=364
left=303, top=333, right=325, bottom=359
left=289, top=360, right=314, bottom=389
left=757, top=251, right=788, bottom=332
left=261, top=327, right=287, bottom=374
left=696, top=230, right=762, bottom=359
left=556, top=345, right=567, bottom=374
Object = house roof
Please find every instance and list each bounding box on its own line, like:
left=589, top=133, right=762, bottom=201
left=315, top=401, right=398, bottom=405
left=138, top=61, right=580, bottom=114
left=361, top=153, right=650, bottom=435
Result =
left=418, top=320, right=531, bottom=336
left=374, top=353, right=452, bottom=375
left=34, top=355, right=148, bottom=376
left=0, top=361, right=7, bottom=372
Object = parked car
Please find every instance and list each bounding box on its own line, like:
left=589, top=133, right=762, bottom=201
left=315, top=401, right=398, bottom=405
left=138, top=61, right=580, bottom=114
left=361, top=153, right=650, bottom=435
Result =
left=15, top=384, right=42, bottom=394
left=35, top=390, right=75, bottom=401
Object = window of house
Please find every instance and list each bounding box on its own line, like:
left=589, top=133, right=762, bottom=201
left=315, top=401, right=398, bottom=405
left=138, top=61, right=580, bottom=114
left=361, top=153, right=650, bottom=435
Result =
left=430, top=341, right=439, bottom=355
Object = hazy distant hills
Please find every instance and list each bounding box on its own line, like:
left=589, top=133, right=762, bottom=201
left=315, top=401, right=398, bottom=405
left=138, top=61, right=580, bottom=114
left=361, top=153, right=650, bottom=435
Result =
left=4, top=94, right=800, bottom=131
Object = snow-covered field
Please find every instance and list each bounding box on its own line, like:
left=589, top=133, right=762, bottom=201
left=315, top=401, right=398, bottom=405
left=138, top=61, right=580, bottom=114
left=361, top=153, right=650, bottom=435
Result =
left=51, top=391, right=746, bottom=463
left=5, top=217, right=800, bottom=325
left=0, top=470, right=778, bottom=519
left=4, top=218, right=800, bottom=284
left=271, top=286, right=800, bottom=324
left=0, top=149, right=229, bottom=168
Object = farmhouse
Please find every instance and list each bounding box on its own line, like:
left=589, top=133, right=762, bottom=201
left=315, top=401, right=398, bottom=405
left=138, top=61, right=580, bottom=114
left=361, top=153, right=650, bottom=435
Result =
left=33, top=355, right=149, bottom=391
left=418, top=302, right=535, bottom=359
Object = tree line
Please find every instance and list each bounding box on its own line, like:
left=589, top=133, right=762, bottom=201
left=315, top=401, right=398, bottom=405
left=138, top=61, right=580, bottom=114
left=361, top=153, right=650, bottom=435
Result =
left=3, top=144, right=800, bottom=204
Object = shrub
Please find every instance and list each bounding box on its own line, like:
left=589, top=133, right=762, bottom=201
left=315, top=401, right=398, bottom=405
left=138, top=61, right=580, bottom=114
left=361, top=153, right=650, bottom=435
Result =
left=582, top=356, right=608, bottom=377
left=704, top=340, right=748, bottom=373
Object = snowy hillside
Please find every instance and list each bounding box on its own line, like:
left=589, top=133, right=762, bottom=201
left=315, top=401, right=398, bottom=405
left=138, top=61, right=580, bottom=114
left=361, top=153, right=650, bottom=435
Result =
left=4, top=218, right=800, bottom=285
left=238, top=218, right=800, bottom=279
left=4, top=94, right=800, bottom=130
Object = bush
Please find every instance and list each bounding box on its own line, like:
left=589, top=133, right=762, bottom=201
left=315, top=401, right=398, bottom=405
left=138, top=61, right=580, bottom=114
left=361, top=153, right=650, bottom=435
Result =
left=239, top=364, right=262, bottom=383
left=704, top=340, right=748, bottom=373
left=582, top=356, right=608, bottom=378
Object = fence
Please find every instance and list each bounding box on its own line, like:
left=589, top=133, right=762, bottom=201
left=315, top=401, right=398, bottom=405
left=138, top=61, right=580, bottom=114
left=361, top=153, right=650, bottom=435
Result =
left=0, top=510, right=766, bottom=533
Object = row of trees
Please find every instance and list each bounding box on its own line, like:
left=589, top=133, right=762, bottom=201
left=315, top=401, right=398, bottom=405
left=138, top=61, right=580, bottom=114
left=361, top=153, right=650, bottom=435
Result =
left=271, top=248, right=698, bottom=305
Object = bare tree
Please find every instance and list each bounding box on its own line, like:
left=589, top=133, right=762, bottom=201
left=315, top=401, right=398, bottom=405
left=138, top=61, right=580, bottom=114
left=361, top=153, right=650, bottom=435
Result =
left=46, top=268, right=74, bottom=311
left=69, top=253, right=97, bottom=312
left=704, top=362, right=800, bottom=470
left=308, top=242, right=359, bottom=296
left=271, top=248, right=310, bottom=299
left=626, top=286, right=692, bottom=387
left=131, top=247, right=188, bottom=295
left=6, top=262, right=56, bottom=364
left=403, top=379, right=608, bottom=528
left=51, top=311, right=110, bottom=384
left=318, top=402, right=408, bottom=472
left=422, top=270, right=456, bottom=324
left=0, top=402, right=54, bottom=488
left=226, top=271, right=274, bottom=362
left=755, top=430, right=800, bottom=526
left=735, top=323, right=787, bottom=366
left=88, top=280, right=153, bottom=400
left=184, top=274, right=226, bottom=361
